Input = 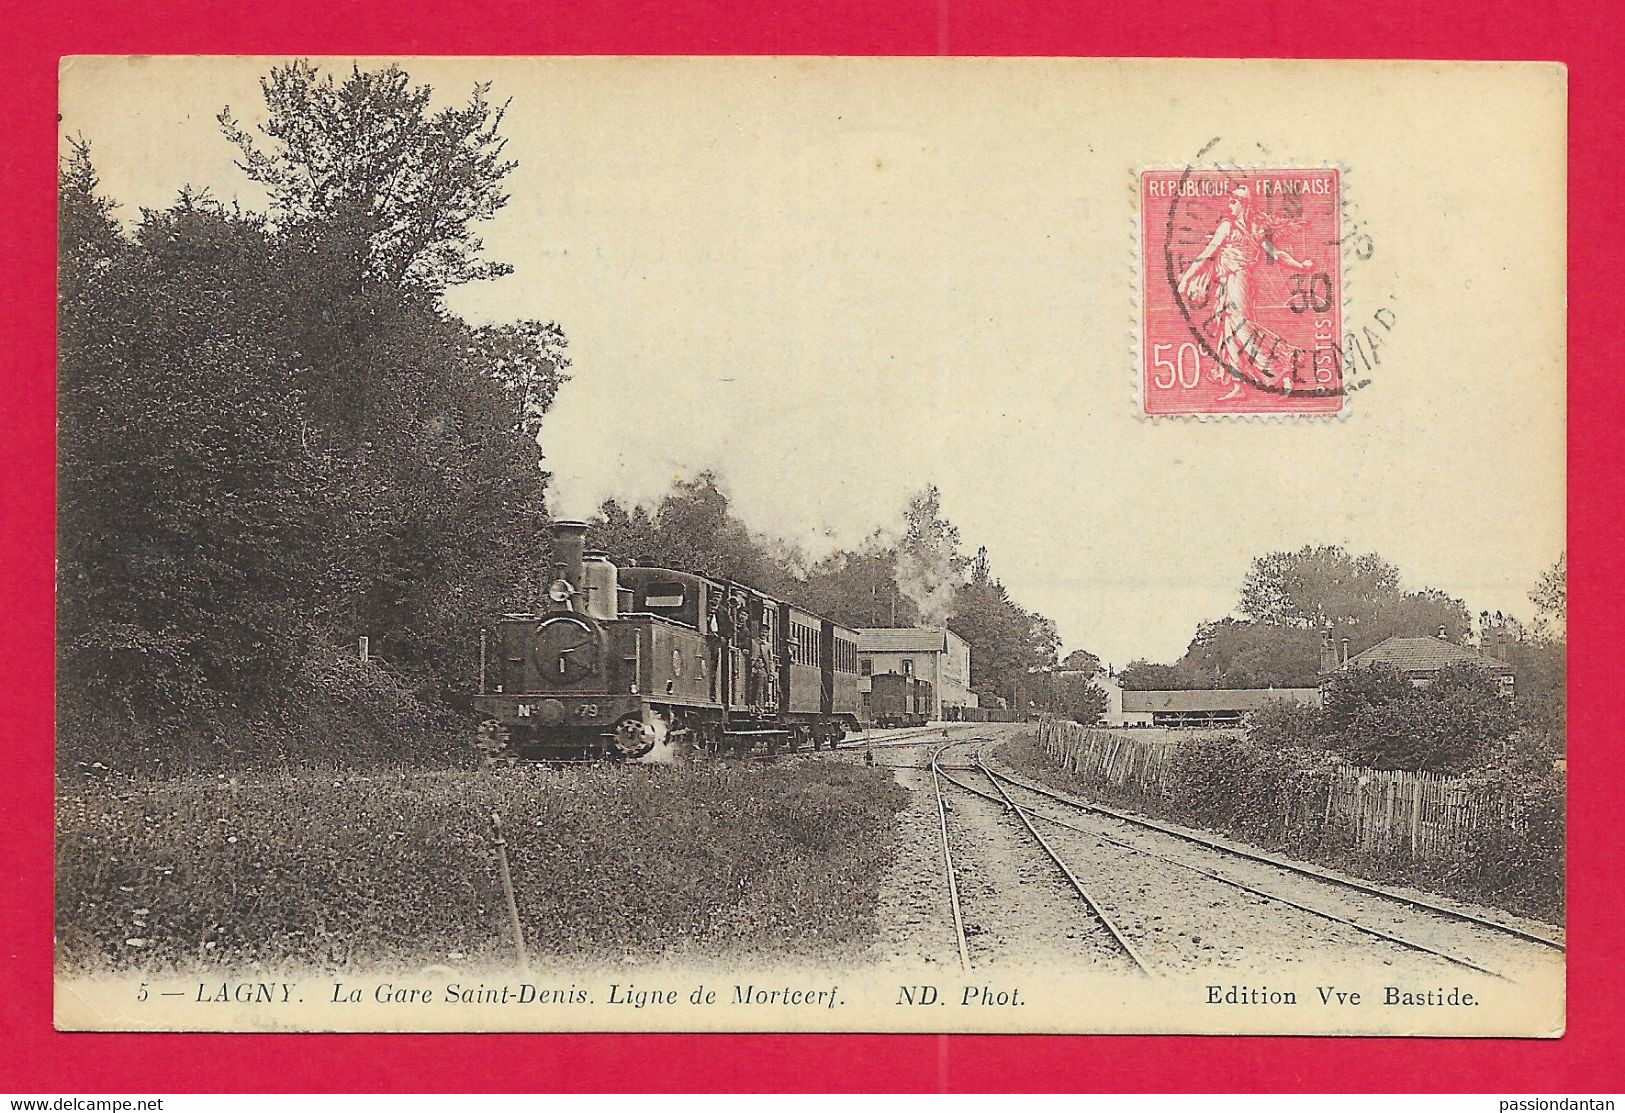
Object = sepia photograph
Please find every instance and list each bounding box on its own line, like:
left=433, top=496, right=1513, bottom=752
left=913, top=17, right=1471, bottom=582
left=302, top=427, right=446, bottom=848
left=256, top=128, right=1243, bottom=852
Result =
left=52, top=56, right=1566, bottom=1036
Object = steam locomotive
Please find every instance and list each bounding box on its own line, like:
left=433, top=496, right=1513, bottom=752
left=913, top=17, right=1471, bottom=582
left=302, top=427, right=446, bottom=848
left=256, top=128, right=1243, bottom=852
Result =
left=474, top=521, right=864, bottom=762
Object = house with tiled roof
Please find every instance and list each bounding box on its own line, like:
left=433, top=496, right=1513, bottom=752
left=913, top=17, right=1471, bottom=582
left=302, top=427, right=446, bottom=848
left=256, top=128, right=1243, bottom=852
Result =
left=1319, top=626, right=1514, bottom=697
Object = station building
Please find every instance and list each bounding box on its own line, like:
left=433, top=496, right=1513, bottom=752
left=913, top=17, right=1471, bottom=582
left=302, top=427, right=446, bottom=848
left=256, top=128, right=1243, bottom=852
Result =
left=856, top=626, right=976, bottom=721
left=1115, top=686, right=1322, bottom=728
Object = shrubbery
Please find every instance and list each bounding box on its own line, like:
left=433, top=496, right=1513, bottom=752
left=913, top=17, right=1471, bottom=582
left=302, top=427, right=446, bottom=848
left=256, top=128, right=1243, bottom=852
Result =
left=58, top=641, right=469, bottom=776
left=1276, top=662, right=1526, bottom=774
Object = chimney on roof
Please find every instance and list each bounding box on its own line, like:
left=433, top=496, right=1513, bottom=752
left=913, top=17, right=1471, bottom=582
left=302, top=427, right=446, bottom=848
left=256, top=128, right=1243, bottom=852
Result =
left=1437, top=624, right=1448, bottom=640
left=1319, top=626, right=1338, bottom=674
left=1340, top=636, right=1350, bottom=666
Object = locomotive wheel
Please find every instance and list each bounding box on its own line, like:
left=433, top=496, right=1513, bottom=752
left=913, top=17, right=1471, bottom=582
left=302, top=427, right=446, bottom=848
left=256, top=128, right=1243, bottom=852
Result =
left=610, top=716, right=655, bottom=760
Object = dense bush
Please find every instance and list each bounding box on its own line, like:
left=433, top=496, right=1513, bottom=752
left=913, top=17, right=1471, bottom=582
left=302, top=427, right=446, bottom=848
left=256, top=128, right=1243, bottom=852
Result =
left=1445, top=766, right=1565, bottom=917
left=56, top=760, right=908, bottom=971
left=1279, top=662, right=1523, bottom=774
left=1160, top=732, right=1339, bottom=848
left=1243, top=699, right=1322, bottom=752
left=58, top=641, right=468, bottom=777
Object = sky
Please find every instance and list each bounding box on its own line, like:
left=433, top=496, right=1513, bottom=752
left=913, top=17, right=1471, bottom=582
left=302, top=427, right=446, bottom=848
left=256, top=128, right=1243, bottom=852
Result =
left=59, top=57, right=1568, bottom=666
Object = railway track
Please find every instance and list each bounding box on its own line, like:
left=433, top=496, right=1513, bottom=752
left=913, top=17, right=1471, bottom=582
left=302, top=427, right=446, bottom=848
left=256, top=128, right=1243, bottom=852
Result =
left=928, top=742, right=971, bottom=970
left=927, top=737, right=1149, bottom=973
left=925, top=736, right=1549, bottom=981
left=982, top=756, right=1565, bottom=956
left=743, top=723, right=985, bottom=764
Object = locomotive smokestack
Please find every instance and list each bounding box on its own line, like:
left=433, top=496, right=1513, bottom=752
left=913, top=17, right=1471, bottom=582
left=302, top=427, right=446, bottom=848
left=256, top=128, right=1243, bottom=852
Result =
left=551, top=520, right=588, bottom=595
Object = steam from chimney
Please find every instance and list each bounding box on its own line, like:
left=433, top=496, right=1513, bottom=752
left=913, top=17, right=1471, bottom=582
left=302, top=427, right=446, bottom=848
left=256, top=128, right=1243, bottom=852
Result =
left=894, top=547, right=963, bottom=628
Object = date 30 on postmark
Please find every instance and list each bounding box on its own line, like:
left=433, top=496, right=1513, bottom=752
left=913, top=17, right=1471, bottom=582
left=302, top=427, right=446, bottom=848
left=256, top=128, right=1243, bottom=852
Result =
left=1141, top=167, right=1343, bottom=416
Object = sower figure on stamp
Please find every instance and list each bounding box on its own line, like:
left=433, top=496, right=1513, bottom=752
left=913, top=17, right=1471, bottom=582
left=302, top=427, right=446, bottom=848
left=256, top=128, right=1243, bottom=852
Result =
left=1177, top=184, right=1315, bottom=401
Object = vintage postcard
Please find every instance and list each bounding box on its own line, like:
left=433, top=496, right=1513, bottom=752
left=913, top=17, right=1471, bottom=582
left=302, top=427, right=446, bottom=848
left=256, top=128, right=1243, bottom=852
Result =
left=54, top=57, right=1566, bottom=1035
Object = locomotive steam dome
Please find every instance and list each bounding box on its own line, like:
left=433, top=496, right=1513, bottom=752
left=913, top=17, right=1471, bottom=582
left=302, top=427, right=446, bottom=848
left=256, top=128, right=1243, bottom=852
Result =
left=580, top=549, right=620, bottom=621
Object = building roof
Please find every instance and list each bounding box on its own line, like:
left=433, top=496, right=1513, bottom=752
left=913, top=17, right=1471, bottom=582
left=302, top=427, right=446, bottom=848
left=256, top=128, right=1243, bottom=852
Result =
left=1122, top=688, right=1322, bottom=713
left=1336, top=635, right=1512, bottom=676
left=857, top=627, right=950, bottom=653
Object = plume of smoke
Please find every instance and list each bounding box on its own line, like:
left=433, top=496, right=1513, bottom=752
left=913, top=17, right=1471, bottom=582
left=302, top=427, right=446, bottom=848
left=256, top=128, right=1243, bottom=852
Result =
left=895, top=546, right=964, bottom=629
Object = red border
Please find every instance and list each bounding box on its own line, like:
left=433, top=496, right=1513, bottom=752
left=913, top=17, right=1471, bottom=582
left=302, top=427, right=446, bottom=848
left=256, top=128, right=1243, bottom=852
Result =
left=4, top=0, right=1620, bottom=1094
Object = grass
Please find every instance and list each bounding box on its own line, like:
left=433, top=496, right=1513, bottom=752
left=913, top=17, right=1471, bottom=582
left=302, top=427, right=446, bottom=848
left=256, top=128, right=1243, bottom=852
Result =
left=55, top=759, right=908, bottom=972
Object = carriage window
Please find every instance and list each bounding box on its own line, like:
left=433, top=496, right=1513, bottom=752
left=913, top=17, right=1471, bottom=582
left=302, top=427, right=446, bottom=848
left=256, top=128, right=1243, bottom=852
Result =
left=644, top=583, right=685, bottom=608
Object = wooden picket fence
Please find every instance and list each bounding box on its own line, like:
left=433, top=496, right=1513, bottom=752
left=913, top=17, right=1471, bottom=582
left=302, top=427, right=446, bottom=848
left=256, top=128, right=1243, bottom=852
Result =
left=1036, top=718, right=1503, bottom=861
left=1037, top=721, right=1183, bottom=795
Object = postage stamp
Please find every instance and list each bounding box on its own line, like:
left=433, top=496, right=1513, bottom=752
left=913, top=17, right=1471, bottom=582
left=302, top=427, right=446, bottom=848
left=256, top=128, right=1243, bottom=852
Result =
left=1141, top=167, right=1344, bottom=416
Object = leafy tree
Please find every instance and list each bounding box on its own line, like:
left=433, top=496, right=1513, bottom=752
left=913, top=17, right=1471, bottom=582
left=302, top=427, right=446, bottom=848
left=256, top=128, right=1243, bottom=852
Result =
left=1178, top=618, right=1321, bottom=688
left=1330, top=695, right=1430, bottom=771
left=1422, top=663, right=1517, bottom=745
left=1168, top=545, right=1473, bottom=687
left=1057, top=673, right=1108, bottom=725
left=1243, top=700, right=1322, bottom=752
left=472, top=319, right=571, bottom=442
left=58, top=137, right=123, bottom=262
left=59, top=184, right=319, bottom=719
left=1239, top=545, right=1402, bottom=630
left=949, top=553, right=1058, bottom=703
left=1238, top=545, right=1470, bottom=648
left=589, top=499, right=660, bottom=566
left=317, top=303, right=555, bottom=681
left=584, top=472, right=789, bottom=592
left=219, top=61, right=517, bottom=292
left=1506, top=636, right=1565, bottom=740
left=1311, top=661, right=1516, bottom=772
left=798, top=535, right=913, bottom=629
left=1061, top=648, right=1101, bottom=675
left=1359, top=587, right=1474, bottom=648
left=1116, top=659, right=1191, bottom=690
left=1334, top=664, right=1514, bottom=773
left=1530, top=553, right=1566, bottom=639
left=58, top=61, right=571, bottom=759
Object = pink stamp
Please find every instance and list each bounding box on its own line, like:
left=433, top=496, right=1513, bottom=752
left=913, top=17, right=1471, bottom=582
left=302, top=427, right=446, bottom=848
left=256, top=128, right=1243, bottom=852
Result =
left=1141, top=167, right=1343, bottom=416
